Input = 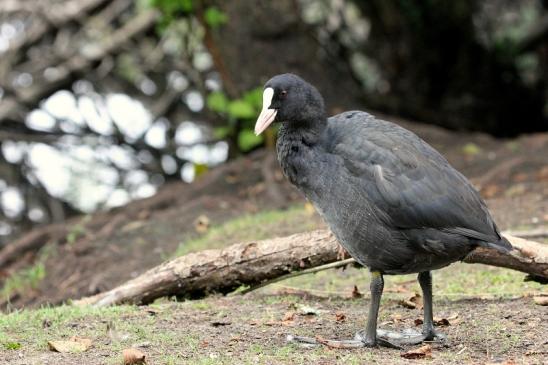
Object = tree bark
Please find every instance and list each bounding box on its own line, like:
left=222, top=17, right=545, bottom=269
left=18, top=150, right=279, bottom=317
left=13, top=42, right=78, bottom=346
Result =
left=200, top=0, right=363, bottom=110
left=74, top=230, right=547, bottom=307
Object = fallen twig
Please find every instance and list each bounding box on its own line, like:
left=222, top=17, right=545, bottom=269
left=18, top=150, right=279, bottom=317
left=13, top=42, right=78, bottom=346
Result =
left=236, top=258, right=356, bottom=295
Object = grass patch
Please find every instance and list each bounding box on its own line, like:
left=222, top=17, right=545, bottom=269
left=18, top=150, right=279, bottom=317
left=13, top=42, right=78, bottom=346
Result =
left=1, top=262, right=46, bottom=301
left=272, top=262, right=545, bottom=300
left=66, top=215, right=91, bottom=245
left=0, top=305, right=136, bottom=351
left=174, top=205, right=321, bottom=256
left=0, top=244, right=53, bottom=302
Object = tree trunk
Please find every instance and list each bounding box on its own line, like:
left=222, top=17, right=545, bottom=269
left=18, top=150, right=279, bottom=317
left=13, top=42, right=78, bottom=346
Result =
left=74, top=230, right=547, bottom=307
left=200, top=0, right=363, bottom=111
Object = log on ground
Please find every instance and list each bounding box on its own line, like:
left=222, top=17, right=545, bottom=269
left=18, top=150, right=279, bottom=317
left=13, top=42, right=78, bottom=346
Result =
left=74, top=231, right=547, bottom=307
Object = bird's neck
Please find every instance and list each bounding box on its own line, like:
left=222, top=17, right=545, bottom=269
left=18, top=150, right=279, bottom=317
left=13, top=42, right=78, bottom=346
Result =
left=279, top=117, right=327, bottom=145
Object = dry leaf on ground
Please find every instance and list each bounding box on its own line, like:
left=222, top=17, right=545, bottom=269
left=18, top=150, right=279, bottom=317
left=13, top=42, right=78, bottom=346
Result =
left=335, top=312, right=346, bottom=322
left=415, top=313, right=458, bottom=326
left=283, top=311, right=296, bottom=322
left=296, top=304, right=320, bottom=315
left=351, top=285, right=363, bottom=298
left=400, top=293, right=422, bottom=309
left=193, top=215, right=210, bottom=233
left=401, top=344, right=433, bottom=359
left=123, top=348, right=146, bottom=365
left=48, top=337, right=92, bottom=353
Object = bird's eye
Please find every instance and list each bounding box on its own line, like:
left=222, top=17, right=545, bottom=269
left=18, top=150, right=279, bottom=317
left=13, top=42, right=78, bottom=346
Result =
left=280, top=90, right=287, bottom=99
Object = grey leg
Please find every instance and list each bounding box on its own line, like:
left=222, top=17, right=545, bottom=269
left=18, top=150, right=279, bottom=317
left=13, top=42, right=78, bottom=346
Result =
left=355, top=271, right=383, bottom=346
left=287, top=271, right=393, bottom=349
left=418, top=271, right=446, bottom=341
left=356, top=271, right=446, bottom=348
left=287, top=270, right=446, bottom=349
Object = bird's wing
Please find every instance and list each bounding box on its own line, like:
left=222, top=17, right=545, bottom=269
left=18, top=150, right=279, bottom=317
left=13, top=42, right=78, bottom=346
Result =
left=327, top=113, right=501, bottom=243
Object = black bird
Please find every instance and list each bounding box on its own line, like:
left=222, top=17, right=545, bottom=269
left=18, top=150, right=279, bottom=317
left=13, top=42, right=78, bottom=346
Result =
left=254, top=74, right=512, bottom=348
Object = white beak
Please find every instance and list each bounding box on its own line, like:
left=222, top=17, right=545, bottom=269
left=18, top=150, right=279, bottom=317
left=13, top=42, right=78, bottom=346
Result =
left=254, top=87, right=277, bottom=135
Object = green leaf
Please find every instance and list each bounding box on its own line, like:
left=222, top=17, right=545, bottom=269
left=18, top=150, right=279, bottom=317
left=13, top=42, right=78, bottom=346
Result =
left=213, top=126, right=232, bottom=139
left=150, top=0, right=193, bottom=14
left=206, top=92, right=229, bottom=113
left=462, top=143, right=482, bottom=156
left=148, top=0, right=193, bottom=31
left=238, top=130, right=264, bottom=152
left=243, top=87, right=264, bottom=111
left=179, top=0, right=193, bottom=12
left=4, top=342, right=21, bottom=350
left=204, top=7, right=228, bottom=29
left=228, top=100, right=256, bottom=119
left=194, top=163, right=209, bottom=177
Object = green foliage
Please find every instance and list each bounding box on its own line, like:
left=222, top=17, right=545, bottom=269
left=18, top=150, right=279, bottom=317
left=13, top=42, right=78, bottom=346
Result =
left=1, top=262, right=46, bottom=300
left=206, top=91, right=229, bottom=114
left=237, top=130, right=263, bottom=152
left=227, top=100, right=256, bottom=119
left=242, top=87, right=263, bottom=110
left=3, top=342, right=22, bottom=350
left=193, top=163, right=208, bottom=177
left=206, top=87, right=265, bottom=153
left=66, top=215, right=91, bottom=245
left=150, top=0, right=193, bottom=14
left=212, top=126, right=231, bottom=139
left=149, top=0, right=194, bottom=32
left=462, top=142, right=482, bottom=157
left=204, top=7, right=228, bottom=29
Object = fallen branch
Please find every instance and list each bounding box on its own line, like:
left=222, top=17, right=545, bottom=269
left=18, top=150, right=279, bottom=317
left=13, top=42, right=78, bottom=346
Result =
left=0, top=225, right=66, bottom=270
left=74, top=230, right=547, bottom=307
left=502, top=228, right=548, bottom=239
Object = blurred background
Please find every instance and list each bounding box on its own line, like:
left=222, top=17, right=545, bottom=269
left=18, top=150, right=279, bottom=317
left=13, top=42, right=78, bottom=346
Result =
left=0, top=0, right=547, bottom=307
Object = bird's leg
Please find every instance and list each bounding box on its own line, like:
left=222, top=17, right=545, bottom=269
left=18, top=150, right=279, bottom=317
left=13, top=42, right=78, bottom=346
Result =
left=355, top=271, right=448, bottom=347
left=286, top=271, right=388, bottom=349
left=353, top=271, right=383, bottom=346
left=418, top=271, right=446, bottom=341
left=287, top=271, right=446, bottom=349
left=354, top=271, right=403, bottom=349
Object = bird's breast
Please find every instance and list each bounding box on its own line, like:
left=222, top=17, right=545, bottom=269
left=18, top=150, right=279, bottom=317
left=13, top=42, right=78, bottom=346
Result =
left=276, top=140, right=313, bottom=187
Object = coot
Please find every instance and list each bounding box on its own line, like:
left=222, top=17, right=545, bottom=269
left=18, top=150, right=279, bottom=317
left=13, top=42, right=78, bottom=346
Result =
left=254, top=73, right=511, bottom=348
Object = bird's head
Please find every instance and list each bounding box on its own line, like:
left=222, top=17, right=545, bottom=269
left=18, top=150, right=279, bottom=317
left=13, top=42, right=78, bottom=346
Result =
left=254, top=73, right=326, bottom=135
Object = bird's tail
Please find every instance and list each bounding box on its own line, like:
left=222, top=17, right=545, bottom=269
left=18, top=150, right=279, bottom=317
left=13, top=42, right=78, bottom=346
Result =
left=480, top=235, right=513, bottom=253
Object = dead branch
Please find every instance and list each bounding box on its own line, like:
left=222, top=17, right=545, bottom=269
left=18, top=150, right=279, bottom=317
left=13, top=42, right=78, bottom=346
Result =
left=0, top=225, right=66, bottom=270
left=3, top=0, right=110, bottom=54
left=502, top=228, right=548, bottom=239
left=74, top=230, right=547, bottom=307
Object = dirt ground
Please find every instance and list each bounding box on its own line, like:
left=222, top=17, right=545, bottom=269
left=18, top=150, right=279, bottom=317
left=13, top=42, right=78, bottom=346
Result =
left=1, top=292, right=547, bottom=364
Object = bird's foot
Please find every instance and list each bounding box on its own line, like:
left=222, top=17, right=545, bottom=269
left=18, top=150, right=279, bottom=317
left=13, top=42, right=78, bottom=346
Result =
left=286, top=329, right=446, bottom=349
left=423, top=328, right=447, bottom=342
left=286, top=334, right=368, bottom=349
left=355, top=328, right=447, bottom=349
left=286, top=332, right=405, bottom=349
